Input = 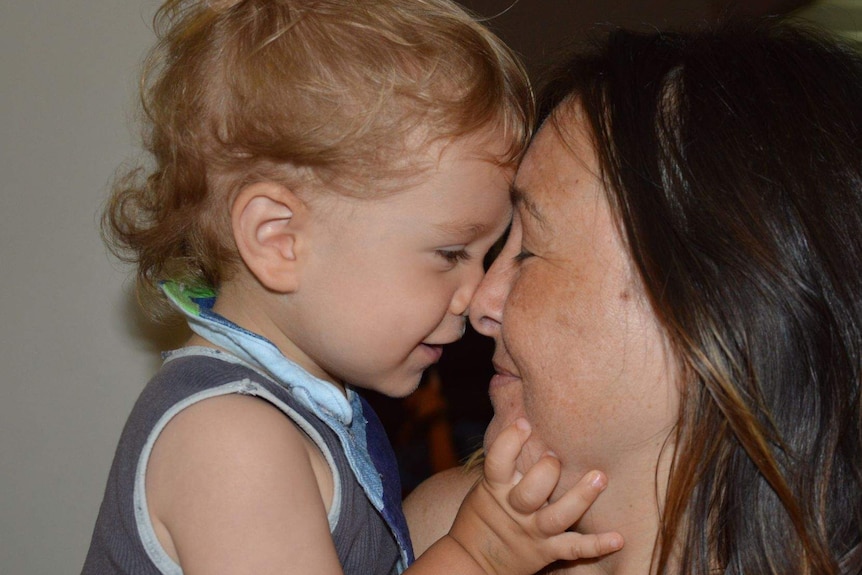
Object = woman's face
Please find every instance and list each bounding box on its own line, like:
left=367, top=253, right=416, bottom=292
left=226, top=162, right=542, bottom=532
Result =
left=470, top=109, right=678, bottom=495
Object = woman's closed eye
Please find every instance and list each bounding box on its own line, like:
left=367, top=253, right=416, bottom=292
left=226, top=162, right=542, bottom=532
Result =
left=514, top=248, right=534, bottom=262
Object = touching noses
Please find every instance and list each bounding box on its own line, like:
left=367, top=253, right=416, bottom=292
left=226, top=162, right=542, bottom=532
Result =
left=468, top=254, right=511, bottom=337
left=449, top=259, right=486, bottom=318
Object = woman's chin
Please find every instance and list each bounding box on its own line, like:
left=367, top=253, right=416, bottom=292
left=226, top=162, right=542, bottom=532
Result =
left=484, top=415, right=548, bottom=477
left=482, top=416, right=506, bottom=453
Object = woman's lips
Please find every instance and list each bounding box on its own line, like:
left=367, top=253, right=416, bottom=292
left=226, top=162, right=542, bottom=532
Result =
left=489, top=362, right=520, bottom=391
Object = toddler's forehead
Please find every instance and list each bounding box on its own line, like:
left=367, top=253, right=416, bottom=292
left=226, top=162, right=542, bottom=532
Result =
left=423, top=129, right=521, bottom=174
left=329, top=129, right=515, bottom=199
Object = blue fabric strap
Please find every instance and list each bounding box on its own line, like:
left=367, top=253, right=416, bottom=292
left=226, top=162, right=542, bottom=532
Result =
left=359, top=394, right=414, bottom=564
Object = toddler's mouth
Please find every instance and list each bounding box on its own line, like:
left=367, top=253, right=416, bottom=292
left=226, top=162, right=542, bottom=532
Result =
left=419, top=343, right=444, bottom=363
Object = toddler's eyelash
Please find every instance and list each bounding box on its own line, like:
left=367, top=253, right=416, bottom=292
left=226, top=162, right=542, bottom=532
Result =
left=437, top=249, right=471, bottom=264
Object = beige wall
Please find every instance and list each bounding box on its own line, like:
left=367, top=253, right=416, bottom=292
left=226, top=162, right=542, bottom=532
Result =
left=0, top=2, right=173, bottom=572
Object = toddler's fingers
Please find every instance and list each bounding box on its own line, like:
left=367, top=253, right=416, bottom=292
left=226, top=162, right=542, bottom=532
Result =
left=547, top=531, right=624, bottom=561
left=483, top=418, right=531, bottom=484
left=507, top=453, right=560, bottom=514
left=535, top=470, right=607, bottom=536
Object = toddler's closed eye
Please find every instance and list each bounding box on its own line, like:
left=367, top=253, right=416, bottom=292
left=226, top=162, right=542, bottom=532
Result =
left=436, top=249, right=471, bottom=265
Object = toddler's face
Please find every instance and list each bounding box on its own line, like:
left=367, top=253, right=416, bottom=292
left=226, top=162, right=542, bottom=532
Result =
left=283, top=131, right=514, bottom=397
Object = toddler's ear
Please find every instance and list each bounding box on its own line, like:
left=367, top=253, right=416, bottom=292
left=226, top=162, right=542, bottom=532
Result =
left=231, top=182, right=306, bottom=293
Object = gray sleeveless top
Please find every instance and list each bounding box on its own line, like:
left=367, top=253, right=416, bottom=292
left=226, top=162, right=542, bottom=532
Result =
left=82, top=350, right=400, bottom=574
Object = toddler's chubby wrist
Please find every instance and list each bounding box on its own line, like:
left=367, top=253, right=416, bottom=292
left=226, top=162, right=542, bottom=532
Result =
left=447, top=484, right=517, bottom=575
left=410, top=526, right=505, bottom=575
left=436, top=530, right=499, bottom=575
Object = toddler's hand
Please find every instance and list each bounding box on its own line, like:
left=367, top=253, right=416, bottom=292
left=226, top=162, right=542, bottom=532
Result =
left=449, top=418, right=623, bottom=575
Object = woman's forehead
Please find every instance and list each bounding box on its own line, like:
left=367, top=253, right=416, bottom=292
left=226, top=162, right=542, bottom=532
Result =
left=514, top=110, right=599, bottom=211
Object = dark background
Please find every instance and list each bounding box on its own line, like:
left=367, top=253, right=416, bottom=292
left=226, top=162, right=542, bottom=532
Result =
left=366, top=0, right=814, bottom=494
left=461, top=0, right=812, bottom=75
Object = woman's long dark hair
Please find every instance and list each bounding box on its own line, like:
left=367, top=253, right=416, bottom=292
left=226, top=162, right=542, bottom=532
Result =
left=540, top=19, right=862, bottom=574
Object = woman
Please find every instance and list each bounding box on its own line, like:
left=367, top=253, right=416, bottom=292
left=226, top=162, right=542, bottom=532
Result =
left=405, top=19, right=862, bottom=574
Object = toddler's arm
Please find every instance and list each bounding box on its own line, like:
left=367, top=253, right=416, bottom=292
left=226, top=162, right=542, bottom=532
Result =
left=406, top=419, right=623, bottom=575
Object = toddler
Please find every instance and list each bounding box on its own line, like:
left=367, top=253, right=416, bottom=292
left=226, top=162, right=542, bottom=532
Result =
left=83, top=1, right=622, bottom=573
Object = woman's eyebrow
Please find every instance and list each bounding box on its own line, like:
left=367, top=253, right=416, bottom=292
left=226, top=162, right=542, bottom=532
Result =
left=511, top=184, right=548, bottom=227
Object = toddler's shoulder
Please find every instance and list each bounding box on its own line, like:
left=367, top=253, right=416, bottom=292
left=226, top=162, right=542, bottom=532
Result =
left=146, top=392, right=341, bottom=571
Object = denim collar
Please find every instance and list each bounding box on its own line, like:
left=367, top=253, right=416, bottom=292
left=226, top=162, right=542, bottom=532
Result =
left=161, top=281, right=354, bottom=424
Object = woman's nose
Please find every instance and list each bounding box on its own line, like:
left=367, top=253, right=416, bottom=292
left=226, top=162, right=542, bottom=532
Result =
left=468, top=253, right=512, bottom=337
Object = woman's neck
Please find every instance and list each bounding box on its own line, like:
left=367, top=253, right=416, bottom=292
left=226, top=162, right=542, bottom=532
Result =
left=553, top=437, right=674, bottom=575
left=549, top=511, right=659, bottom=575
